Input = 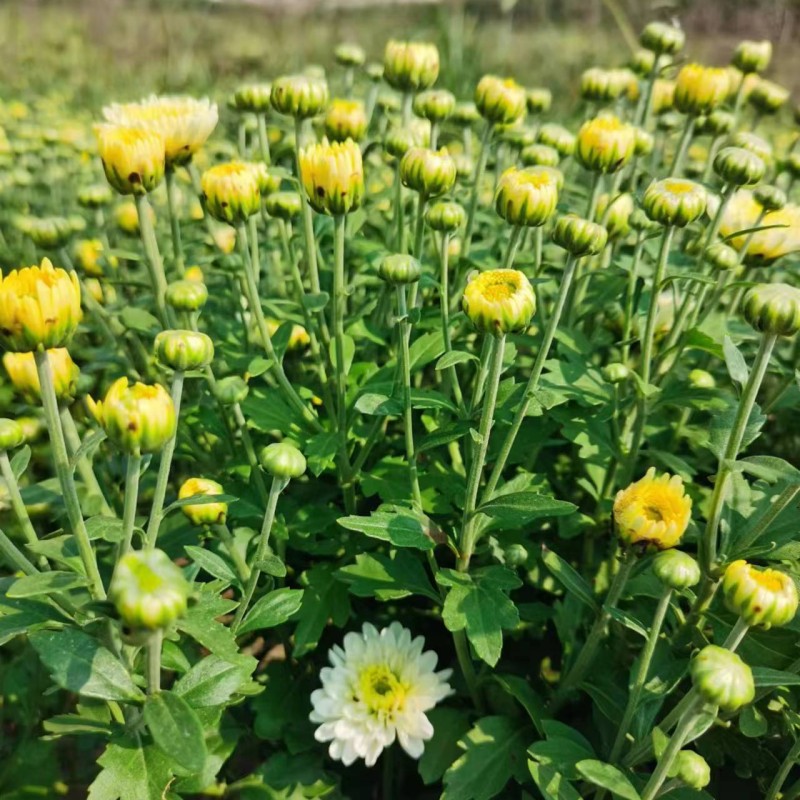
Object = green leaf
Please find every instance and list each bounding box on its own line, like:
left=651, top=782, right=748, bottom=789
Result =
left=301, top=291, right=330, bottom=312
left=173, top=655, right=253, bottom=707
left=69, top=431, right=107, bottom=472
left=478, top=491, right=576, bottom=527
left=143, top=690, right=206, bottom=774
left=87, top=735, right=174, bottom=800
left=43, top=713, right=115, bottom=738
left=739, top=704, right=768, bottom=738
left=238, top=588, right=304, bottom=634
left=184, top=545, right=239, bottom=585
left=293, top=564, right=351, bottom=658
left=354, top=391, right=402, bottom=416
left=541, top=546, right=598, bottom=611
left=255, top=554, right=287, bottom=578
left=723, top=335, right=749, bottom=388
left=328, top=333, right=355, bottom=375
left=6, top=571, right=89, bottom=598
left=162, top=493, right=238, bottom=517
left=338, top=510, right=434, bottom=550
left=529, top=735, right=595, bottom=780
left=737, top=456, right=800, bottom=485
left=337, top=550, right=440, bottom=602
left=10, top=444, right=31, bottom=479
left=305, top=430, right=339, bottom=476
left=440, top=567, right=521, bottom=667
left=576, top=760, right=641, bottom=800
left=85, top=516, right=125, bottom=543
left=409, top=330, right=445, bottom=371
left=30, top=628, right=143, bottom=703
left=528, top=762, right=582, bottom=800
left=751, top=666, right=800, bottom=688
left=436, top=350, right=479, bottom=370
left=120, top=306, right=160, bottom=334
left=442, top=716, right=530, bottom=800
left=419, top=708, right=473, bottom=785
left=709, top=404, right=765, bottom=460
left=494, top=674, right=548, bottom=735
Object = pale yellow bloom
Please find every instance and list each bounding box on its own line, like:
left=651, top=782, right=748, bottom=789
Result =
left=94, top=124, right=165, bottom=195
left=299, top=139, right=364, bottom=216
left=178, top=477, right=227, bottom=526
left=3, top=348, right=78, bottom=401
left=462, top=269, right=536, bottom=335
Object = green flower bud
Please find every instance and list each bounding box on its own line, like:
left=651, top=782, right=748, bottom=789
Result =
left=378, top=253, right=422, bottom=285
left=365, top=62, right=384, bottom=82
left=0, top=418, right=25, bottom=451
left=552, top=214, right=608, bottom=257
left=643, top=178, right=707, bottom=228
left=714, top=146, right=766, bottom=187
left=384, top=126, right=427, bottom=159
left=697, top=110, right=735, bottom=136
left=640, top=21, right=685, bottom=55
left=451, top=102, right=481, bottom=126
left=706, top=242, right=739, bottom=271
left=688, top=368, right=716, bottom=389
left=232, top=83, right=272, bottom=113
left=630, top=48, right=656, bottom=77
left=324, top=99, right=368, bottom=143
left=270, top=74, right=329, bottom=119
left=201, top=162, right=261, bottom=224
left=653, top=550, right=701, bottom=590
left=22, top=216, right=73, bottom=249
left=154, top=330, right=214, bottom=372
left=166, top=279, right=208, bottom=312
left=249, top=163, right=283, bottom=196
left=575, top=114, right=636, bottom=174
left=602, top=362, right=631, bottom=384
left=179, top=477, right=227, bottom=526
left=383, top=40, right=439, bottom=92
left=729, top=131, right=772, bottom=163
left=668, top=751, right=711, bottom=790
left=462, top=269, right=536, bottom=336
left=633, top=128, right=654, bottom=157
left=504, top=543, right=529, bottom=567
left=260, top=441, right=307, bottom=479
left=400, top=147, right=456, bottom=197
left=499, top=126, right=536, bottom=149
left=215, top=375, right=249, bottom=406
left=526, top=87, right=552, bottom=114
left=520, top=143, right=560, bottom=168
left=580, top=68, right=630, bottom=103
left=413, top=89, right=456, bottom=123
left=538, top=123, right=576, bottom=157
left=749, top=78, right=789, bottom=115
left=743, top=283, right=800, bottom=336
left=733, top=40, right=772, bottom=75
left=674, top=63, right=730, bottom=116
left=335, top=43, right=366, bottom=68
left=265, top=191, right=302, bottom=221
left=691, top=644, right=755, bottom=712
left=77, top=183, right=113, bottom=209
left=596, top=192, right=634, bottom=239
left=475, top=75, right=527, bottom=125
left=110, top=549, right=189, bottom=630
left=722, top=559, right=799, bottom=629
left=495, top=166, right=559, bottom=228
left=754, top=184, right=786, bottom=212
left=425, top=201, right=465, bottom=233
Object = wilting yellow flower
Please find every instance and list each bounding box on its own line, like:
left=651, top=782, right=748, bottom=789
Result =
left=674, top=64, right=730, bottom=116
left=0, top=258, right=82, bottom=352
left=614, top=467, right=692, bottom=549
left=495, top=166, right=559, bottom=228
left=3, top=348, right=79, bottom=402
left=462, top=269, right=536, bottom=336
left=299, top=139, right=364, bottom=216
left=103, top=95, right=218, bottom=167
left=87, top=377, right=176, bottom=455
left=325, top=99, right=368, bottom=142
left=723, top=560, right=799, bottom=629
left=75, top=238, right=117, bottom=278
left=178, top=477, right=228, bottom=526
left=575, top=114, right=636, bottom=174
left=95, top=124, right=165, bottom=195
left=201, top=162, right=261, bottom=225
left=383, top=41, right=440, bottom=92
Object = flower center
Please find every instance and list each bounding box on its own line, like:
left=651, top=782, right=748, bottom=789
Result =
left=751, top=568, right=786, bottom=593
left=663, top=179, right=695, bottom=195
left=358, top=664, right=406, bottom=714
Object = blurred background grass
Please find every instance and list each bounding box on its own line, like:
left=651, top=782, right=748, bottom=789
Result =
left=0, top=0, right=798, bottom=113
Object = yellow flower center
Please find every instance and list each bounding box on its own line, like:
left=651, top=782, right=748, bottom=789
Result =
left=130, top=561, right=164, bottom=593
left=475, top=271, right=521, bottom=302
left=663, top=179, right=696, bottom=195
left=358, top=664, right=407, bottom=714
left=131, top=384, right=161, bottom=400
left=750, top=567, right=786, bottom=593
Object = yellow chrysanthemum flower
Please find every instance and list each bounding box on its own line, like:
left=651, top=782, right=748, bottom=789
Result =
left=95, top=124, right=165, bottom=195
left=178, top=477, right=228, bottom=527
left=613, top=467, right=692, bottom=549
left=299, top=139, right=364, bottom=216
left=0, top=258, right=82, bottom=352
left=201, top=162, right=261, bottom=225
left=75, top=238, right=117, bottom=278
left=462, top=269, right=536, bottom=336
left=575, top=114, right=636, bottom=174
left=3, top=348, right=78, bottom=402
left=722, top=560, right=799, bottom=629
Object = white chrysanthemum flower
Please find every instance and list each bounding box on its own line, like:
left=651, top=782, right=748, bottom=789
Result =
left=103, top=95, right=218, bottom=167
left=309, top=622, right=453, bottom=767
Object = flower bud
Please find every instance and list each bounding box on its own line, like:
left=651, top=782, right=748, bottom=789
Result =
left=378, top=254, right=422, bottom=285
left=265, top=191, right=302, bottom=221
left=722, top=559, right=799, bottom=629
left=640, top=21, right=685, bottom=55
left=749, top=78, right=789, bottom=115
left=335, top=43, right=365, bottom=68
left=260, top=441, right=307, bottom=479
left=77, top=183, right=113, bottom=209
left=706, top=242, right=739, bottom=271
left=383, top=41, right=439, bottom=92
left=653, top=550, right=701, bottom=590
left=552, top=215, right=608, bottom=257
left=575, top=114, right=636, bottom=174
left=154, top=330, right=214, bottom=372
left=688, top=369, right=716, bottom=389
left=400, top=147, right=456, bottom=197
left=499, top=126, right=536, bottom=149
left=581, top=68, right=620, bottom=103
left=629, top=208, right=660, bottom=235
left=0, top=418, right=24, bottom=451
left=538, top=123, right=576, bottom=157
left=0, top=258, right=82, bottom=352
left=743, top=283, right=800, bottom=336
left=201, top=162, right=261, bottom=224
left=633, top=128, right=654, bottom=157
left=630, top=48, right=656, bottom=77
left=300, top=139, right=364, bottom=215
left=21, top=217, right=73, bottom=250
left=110, top=549, right=189, bottom=630
left=179, top=477, right=227, bottom=526
left=602, top=362, right=630, bottom=384
left=462, top=269, right=536, bottom=336
left=495, top=166, right=559, bottom=228
left=95, top=124, right=165, bottom=196
left=713, top=146, right=765, bottom=187
left=425, top=201, right=465, bottom=233
left=526, top=88, right=552, bottom=114
left=699, top=110, right=735, bottom=137
left=520, top=144, right=560, bottom=168
left=75, top=238, right=116, bottom=278
left=166, top=279, right=208, bottom=312
left=451, top=102, right=480, bottom=126
left=232, top=83, right=273, bottom=113
left=325, top=99, right=368, bottom=142
left=88, top=377, right=176, bottom=455
left=674, top=64, right=730, bottom=116
left=249, top=163, right=282, bottom=196
left=413, top=89, right=456, bottom=123
left=215, top=375, right=249, bottom=406
left=754, top=185, right=786, bottom=212
left=668, top=751, right=711, bottom=790
left=114, top=201, right=144, bottom=235
left=475, top=75, right=527, bottom=125
left=3, top=349, right=79, bottom=403
left=643, top=178, right=707, bottom=228
left=733, top=40, right=772, bottom=75
left=614, top=467, right=692, bottom=550
left=384, top=126, right=424, bottom=159
left=270, top=74, right=329, bottom=119
left=597, top=192, right=634, bottom=239
left=691, top=645, right=755, bottom=712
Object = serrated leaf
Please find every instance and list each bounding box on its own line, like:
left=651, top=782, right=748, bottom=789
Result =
left=723, top=335, right=749, bottom=388
left=173, top=655, right=253, bottom=707
left=7, top=571, right=89, bottom=598
left=737, top=456, right=800, bottom=485
left=336, top=550, right=440, bottom=602
left=576, top=760, right=641, bottom=800
left=238, top=588, right=304, bottom=634
left=338, top=510, right=434, bottom=550
left=255, top=554, right=287, bottom=577
left=708, top=404, right=766, bottom=460
left=184, top=545, right=239, bottom=585
left=87, top=735, right=174, bottom=800
left=143, top=690, right=206, bottom=774
left=494, top=674, right=548, bottom=735
left=85, top=516, right=125, bottom=543
left=305, top=430, right=340, bottom=476
left=478, top=491, right=576, bottom=527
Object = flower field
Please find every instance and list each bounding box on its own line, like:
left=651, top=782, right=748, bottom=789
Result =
left=2, top=5, right=800, bottom=799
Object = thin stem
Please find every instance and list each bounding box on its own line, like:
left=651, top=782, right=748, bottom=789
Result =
left=502, top=226, right=523, bottom=270
left=533, top=226, right=544, bottom=277
left=0, top=449, right=47, bottom=568
left=0, top=526, right=38, bottom=574
left=766, top=736, right=800, bottom=800
left=145, top=371, right=185, bottom=550
left=669, top=115, right=696, bottom=177
left=621, top=231, right=646, bottom=366
left=35, top=350, right=105, bottom=600
left=134, top=194, right=170, bottom=327
left=165, top=168, right=185, bottom=274
left=463, top=121, right=494, bottom=259
left=723, top=616, right=750, bottom=652
left=213, top=523, right=251, bottom=583
left=413, top=193, right=428, bottom=261
left=439, top=232, right=465, bottom=410
left=120, top=454, right=143, bottom=555
left=230, top=402, right=270, bottom=508
left=395, top=161, right=406, bottom=253
left=586, top=171, right=603, bottom=221
left=146, top=629, right=163, bottom=694
left=638, top=55, right=662, bottom=130
left=60, top=408, right=113, bottom=516
left=256, top=113, right=271, bottom=164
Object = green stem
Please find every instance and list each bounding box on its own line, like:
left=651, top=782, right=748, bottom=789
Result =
left=463, top=121, right=494, bottom=259
left=230, top=402, right=269, bottom=508
left=669, top=115, right=696, bottom=177
left=146, top=629, right=163, bottom=694
left=0, top=526, right=38, bottom=574
left=165, top=168, right=185, bottom=274
left=586, top=171, right=603, bottom=221
left=502, top=226, right=523, bottom=269
left=120, top=454, right=142, bottom=555
left=134, top=194, right=171, bottom=327
left=621, top=231, right=646, bottom=366
left=439, top=232, right=465, bottom=410
left=533, top=226, right=544, bottom=277
left=35, top=350, right=105, bottom=600
left=212, top=523, right=252, bottom=583
left=394, top=161, right=406, bottom=253
left=413, top=193, right=428, bottom=260
left=638, top=55, right=662, bottom=130
left=144, top=371, right=185, bottom=550
left=723, top=616, right=750, bottom=651
left=61, top=408, right=113, bottom=516
left=0, top=449, right=47, bottom=568
left=256, top=113, right=271, bottom=164
left=766, top=736, right=800, bottom=800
